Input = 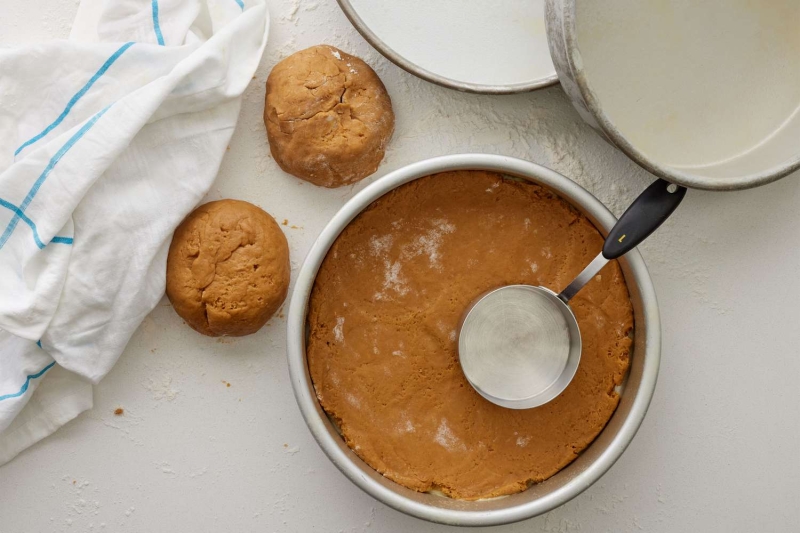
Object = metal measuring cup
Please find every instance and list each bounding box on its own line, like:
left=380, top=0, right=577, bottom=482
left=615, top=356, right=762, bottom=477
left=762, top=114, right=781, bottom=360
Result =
left=459, top=179, right=686, bottom=409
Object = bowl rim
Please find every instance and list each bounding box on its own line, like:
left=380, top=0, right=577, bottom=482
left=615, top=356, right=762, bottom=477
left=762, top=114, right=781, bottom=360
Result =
left=286, top=154, right=661, bottom=526
left=336, top=0, right=560, bottom=95
left=553, top=0, right=800, bottom=191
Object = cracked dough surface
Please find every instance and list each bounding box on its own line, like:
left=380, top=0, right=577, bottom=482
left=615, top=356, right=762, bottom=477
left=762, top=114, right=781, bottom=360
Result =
left=307, top=171, right=633, bottom=500
left=264, top=45, right=394, bottom=188
left=166, top=200, right=290, bottom=337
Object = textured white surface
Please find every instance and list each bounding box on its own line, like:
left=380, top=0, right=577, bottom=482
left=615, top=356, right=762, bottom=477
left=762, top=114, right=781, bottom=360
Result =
left=1, top=1, right=799, bottom=531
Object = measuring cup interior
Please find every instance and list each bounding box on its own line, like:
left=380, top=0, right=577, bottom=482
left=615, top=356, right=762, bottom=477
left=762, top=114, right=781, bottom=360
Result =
left=458, top=285, right=582, bottom=409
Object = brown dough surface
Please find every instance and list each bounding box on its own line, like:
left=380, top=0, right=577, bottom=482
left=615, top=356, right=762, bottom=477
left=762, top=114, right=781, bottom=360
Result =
left=307, top=171, right=633, bottom=500
left=167, top=200, right=290, bottom=337
left=264, top=45, right=395, bottom=188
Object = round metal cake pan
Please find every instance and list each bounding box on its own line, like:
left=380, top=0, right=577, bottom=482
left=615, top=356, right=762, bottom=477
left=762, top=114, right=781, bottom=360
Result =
left=544, top=0, right=800, bottom=191
left=286, top=154, right=660, bottom=526
left=337, top=1, right=559, bottom=94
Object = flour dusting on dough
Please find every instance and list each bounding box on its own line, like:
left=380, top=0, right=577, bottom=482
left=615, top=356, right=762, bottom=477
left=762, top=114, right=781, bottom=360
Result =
left=375, top=260, right=408, bottom=300
left=392, top=341, right=405, bottom=357
left=396, top=415, right=416, bottom=434
left=402, top=218, right=456, bottom=268
left=369, top=234, right=393, bottom=256
left=516, top=436, right=531, bottom=448
left=345, top=393, right=361, bottom=408
left=434, top=419, right=466, bottom=452
left=333, top=316, right=345, bottom=343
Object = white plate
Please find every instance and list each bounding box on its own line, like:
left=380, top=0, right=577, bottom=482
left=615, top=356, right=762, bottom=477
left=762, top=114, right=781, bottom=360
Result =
left=338, top=0, right=558, bottom=94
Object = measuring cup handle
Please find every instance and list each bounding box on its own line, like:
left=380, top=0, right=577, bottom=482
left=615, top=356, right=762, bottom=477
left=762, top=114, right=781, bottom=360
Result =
left=603, top=179, right=687, bottom=260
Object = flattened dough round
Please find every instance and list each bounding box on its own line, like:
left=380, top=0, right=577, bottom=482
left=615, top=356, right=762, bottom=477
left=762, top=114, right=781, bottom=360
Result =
left=264, top=45, right=395, bottom=188
left=307, top=171, right=634, bottom=500
left=167, top=200, right=290, bottom=337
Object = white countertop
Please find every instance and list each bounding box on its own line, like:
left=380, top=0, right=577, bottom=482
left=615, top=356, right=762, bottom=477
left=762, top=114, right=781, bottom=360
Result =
left=2, top=1, right=799, bottom=531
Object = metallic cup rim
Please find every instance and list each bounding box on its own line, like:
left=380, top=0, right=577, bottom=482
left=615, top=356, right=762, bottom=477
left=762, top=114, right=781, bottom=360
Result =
left=458, top=284, right=583, bottom=410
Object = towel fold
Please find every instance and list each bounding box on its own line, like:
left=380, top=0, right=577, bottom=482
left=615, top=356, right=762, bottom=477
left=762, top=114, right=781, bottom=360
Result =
left=0, top=0, right=269, bottom=465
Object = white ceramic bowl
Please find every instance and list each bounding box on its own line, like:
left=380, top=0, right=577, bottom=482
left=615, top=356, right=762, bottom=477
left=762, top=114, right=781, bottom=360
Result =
left=287, top=154, right=661, bottom=526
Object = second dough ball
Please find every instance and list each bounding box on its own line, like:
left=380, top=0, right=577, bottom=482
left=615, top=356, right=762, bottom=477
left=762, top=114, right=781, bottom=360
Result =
left=264, top=45, right=395, bottom=188
left=166, top=200, right=290, bottom=337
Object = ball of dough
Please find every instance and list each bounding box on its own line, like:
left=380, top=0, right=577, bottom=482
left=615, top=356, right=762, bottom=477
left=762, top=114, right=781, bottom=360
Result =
left=166, top=200, right=290, bottom=337
left=264, top=45, right=395, bottom=188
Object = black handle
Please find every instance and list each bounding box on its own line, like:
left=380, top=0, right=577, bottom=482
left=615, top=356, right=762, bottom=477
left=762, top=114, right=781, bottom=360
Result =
left=603, top=179, right=687, bottom=259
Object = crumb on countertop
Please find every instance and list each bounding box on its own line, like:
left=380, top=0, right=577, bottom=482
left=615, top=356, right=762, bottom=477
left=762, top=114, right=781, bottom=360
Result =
left=114, top=408, right=124, bottom=416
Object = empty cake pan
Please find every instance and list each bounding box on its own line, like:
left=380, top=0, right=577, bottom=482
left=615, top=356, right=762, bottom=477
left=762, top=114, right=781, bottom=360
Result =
left=336, top=0, right=558, bottom=94
left=286, top=154, right=660, bottom=526
left=545, top=0, right=800, bottom=191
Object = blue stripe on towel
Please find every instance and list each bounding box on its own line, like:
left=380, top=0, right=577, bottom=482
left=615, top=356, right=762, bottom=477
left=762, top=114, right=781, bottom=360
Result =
left=36, top=340, right=42, bottom=348
left=0, top=106, right=110, bottom=250
left=14, top=42, right=134, bottom=157
left=0, top=361, right=55, bottom=402
left=152, top=0, right=165, bottom=46
left=0, top=197, right=73, bottom=248
left=234, top=0, right=244, bottom=9
left=0, top=196, right=45, bottom=248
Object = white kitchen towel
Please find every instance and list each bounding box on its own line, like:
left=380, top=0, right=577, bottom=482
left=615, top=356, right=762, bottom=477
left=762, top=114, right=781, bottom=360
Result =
left=0, top=0, right=269, bottom=465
